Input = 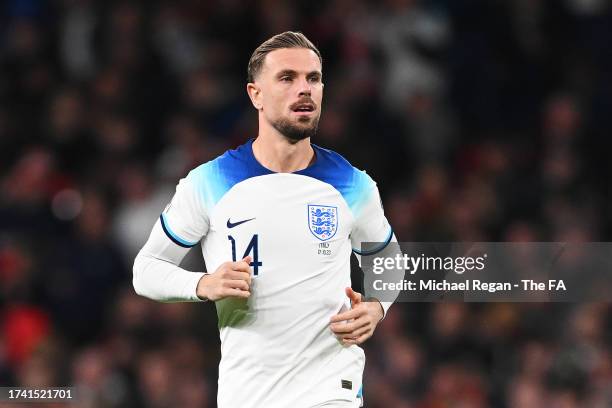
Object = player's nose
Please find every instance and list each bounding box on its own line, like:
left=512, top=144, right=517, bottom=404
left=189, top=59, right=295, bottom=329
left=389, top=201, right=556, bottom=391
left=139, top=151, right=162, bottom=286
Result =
left=297, top=76, right=312, bottom=97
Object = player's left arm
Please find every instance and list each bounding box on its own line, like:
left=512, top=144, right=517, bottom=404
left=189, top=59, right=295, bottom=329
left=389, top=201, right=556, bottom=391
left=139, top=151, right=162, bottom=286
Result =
left=330, top=171, right=402, bottom=344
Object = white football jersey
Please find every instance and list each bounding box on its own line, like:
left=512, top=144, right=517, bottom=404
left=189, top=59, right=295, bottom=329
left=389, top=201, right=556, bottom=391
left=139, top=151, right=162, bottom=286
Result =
left=137, top=139, right=394, bottom=407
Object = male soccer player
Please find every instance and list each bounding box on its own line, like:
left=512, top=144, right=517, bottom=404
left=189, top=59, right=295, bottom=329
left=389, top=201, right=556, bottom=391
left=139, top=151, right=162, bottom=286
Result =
left=133, top=31, right=397, bottom=407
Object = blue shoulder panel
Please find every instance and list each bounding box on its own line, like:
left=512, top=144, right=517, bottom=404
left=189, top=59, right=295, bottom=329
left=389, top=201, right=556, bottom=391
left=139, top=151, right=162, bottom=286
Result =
left=297, top=144, right=375, bottom=216
left=187, top=139, right=374, bottom=214
left=188, top=141, right=272, bottom=209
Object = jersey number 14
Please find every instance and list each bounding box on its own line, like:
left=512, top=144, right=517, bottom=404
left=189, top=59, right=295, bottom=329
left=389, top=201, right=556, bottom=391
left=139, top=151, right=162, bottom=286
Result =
left=228, top=235, right=262, bottom=276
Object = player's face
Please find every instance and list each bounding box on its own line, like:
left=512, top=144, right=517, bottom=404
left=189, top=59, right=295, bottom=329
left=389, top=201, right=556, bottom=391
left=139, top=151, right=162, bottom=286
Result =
left=255, top=48, right=323, bottom=142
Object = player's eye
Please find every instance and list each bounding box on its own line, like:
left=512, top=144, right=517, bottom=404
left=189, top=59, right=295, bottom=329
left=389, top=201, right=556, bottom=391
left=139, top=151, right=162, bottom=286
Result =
left=280, top=76, right=292, bottom=82
left=308, top=76, right=321, bottom=83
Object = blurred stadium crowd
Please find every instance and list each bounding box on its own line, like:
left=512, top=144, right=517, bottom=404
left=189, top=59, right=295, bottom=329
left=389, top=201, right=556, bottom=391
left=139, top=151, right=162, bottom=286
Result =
left=1, top=0, right=611, bottom=407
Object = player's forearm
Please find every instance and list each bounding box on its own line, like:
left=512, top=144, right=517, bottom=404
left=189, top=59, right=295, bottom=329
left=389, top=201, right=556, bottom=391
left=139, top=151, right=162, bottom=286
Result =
left=132, top=220, right=205, bottom=302
left=133, top=252, right=205, bottom=302
left=379, top=236, right=403, bottom=317
left=356, top=234, right=402, bottom=319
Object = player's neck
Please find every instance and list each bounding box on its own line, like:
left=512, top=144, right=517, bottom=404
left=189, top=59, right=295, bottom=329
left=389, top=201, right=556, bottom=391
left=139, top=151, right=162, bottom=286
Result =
left=252, top=133, right=315, bottom=173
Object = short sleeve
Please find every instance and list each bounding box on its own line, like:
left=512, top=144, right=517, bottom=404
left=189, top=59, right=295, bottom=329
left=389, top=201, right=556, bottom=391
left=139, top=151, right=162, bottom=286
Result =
left=350, top=174, right=393, bottom=255
left=159, top=173, right=209, bottom=248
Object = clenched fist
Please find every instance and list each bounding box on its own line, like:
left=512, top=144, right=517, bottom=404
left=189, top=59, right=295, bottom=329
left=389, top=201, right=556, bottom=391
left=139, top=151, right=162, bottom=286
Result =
left=196, top=256, right=252, bottom=301
left=329, top=287, right=384, bottom=345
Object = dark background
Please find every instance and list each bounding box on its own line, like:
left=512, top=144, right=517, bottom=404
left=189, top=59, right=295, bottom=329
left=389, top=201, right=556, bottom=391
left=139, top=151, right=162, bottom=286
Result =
left=1, top=0, right=611, bottom=407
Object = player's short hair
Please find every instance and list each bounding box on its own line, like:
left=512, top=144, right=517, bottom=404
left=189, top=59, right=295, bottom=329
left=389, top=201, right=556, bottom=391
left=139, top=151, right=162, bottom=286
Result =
left=247, top=31, right=322, bottom=83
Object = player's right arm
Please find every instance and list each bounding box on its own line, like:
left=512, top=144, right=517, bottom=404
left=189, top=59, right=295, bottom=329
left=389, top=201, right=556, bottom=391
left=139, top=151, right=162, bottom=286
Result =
left=132, top=173, right=251, bottom=302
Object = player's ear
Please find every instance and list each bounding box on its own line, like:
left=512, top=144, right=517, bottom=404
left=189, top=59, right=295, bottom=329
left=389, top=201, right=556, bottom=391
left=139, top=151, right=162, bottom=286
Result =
left=246, top=82, right=263, bottom=111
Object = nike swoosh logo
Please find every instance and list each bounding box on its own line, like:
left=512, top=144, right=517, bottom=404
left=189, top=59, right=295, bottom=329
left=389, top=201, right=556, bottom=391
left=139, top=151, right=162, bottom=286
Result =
left=227, top=217, right=255, bottom=228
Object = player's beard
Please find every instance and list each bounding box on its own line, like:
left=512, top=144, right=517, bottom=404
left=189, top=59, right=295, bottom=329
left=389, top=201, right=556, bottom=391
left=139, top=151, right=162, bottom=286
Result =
left=272, top=114, right=320, bottom=144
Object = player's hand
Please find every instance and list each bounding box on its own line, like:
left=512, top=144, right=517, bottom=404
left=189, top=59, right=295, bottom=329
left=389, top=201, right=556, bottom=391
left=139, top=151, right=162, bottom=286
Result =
left=329, top=287, right=384, bottom=345
left=196, top=256, right=252, bottom=301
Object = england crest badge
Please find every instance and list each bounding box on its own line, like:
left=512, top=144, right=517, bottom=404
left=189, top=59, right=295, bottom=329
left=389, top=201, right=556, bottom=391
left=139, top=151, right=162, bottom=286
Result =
left=308, top=204, right=338, bottom=241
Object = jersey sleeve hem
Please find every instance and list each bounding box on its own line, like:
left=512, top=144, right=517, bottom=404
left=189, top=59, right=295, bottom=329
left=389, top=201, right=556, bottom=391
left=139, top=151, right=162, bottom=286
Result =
left=379, top=300, right=392, bottom=319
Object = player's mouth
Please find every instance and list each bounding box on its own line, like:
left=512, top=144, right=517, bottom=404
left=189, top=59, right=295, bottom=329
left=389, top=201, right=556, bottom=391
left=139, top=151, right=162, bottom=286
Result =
left=290, top=102, right=316, bottom=116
